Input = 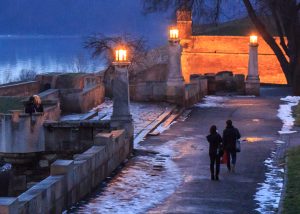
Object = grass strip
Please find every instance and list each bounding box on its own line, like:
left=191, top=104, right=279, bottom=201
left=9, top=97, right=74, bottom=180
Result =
left=0, top=96, right=24, bottom=113
left=293, top=103, right=300, bottom=126
left=283, top=146, right=300, bottom=214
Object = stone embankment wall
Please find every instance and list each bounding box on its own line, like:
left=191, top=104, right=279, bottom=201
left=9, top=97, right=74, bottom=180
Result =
left=185, top=76, right=208, bottom=105
left=60, top=85, right=105, bottom=113
left=130, top=61, right=208, bottom=106
left=0, top=89, right=61, bottom=154
left=177, top=10, right=287, bottom=85
left=0, top=81, right=40, bottom=97
left=0, top=106, right=60, bottom=154
left=181, top=36, right=286, bottom=84
left=0, top=129, right=131, bottom=214
left=44, top=120, right=111, bottom=153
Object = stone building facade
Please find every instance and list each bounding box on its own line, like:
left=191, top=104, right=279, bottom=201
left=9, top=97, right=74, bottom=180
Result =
left=177, top=10, right=287, bottom=85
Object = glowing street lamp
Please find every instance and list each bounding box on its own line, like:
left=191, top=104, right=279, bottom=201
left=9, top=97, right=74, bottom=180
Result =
left=246, top=34, right=260, bottom=96
left=113, top=47, right=130, bottom=66
left=249, top=35, right=258, bottom=46
left=169, top=27, right=179, bottom=43
left=111, top=45, right=132, bottom=121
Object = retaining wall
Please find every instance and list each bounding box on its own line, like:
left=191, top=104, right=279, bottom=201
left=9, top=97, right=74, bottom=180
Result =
left=130, top=81, right=166, bottom=102
left=0, top=102, right=61, bottom=154
left=185, top=77, right=208, bottom=106
left=181, top=36, right=286, bottom=84
left=176, top=11, right=287, bottom=85
left=0, top=81, right=40, bottom=97
left=0, top=129, right=131, bottom=213
left=60, top=84, right=105, bottom=113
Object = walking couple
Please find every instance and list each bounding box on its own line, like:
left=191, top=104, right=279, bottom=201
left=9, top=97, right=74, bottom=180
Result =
left=206, top=120, right=241, bottom=181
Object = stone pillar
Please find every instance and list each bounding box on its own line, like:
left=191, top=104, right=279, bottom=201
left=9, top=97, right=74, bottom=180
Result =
left=245, top=42, right=260, bottom=96
left=166, top=40, right=185, bottom=105
left=111, top=63, right=133, bottom=152
left=111, top=65, right=132, bottom=122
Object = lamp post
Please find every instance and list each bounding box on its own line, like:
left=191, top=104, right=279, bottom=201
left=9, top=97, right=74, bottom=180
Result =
left=166, top=26, right=185, bottom=105
left=245, top=35, right=260, bottom=96
left=167, top=26, right=184, bottom=83
left=111, top=47, right=132, bottom=121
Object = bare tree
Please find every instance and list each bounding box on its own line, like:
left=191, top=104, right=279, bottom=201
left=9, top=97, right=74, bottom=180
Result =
left=18, top=69, right=37, bottom=81
left=142, top=0, right=300, bottom=94
left=71, top=54, right=88, bottom=73
left=85, top=34, right=148, bottom=68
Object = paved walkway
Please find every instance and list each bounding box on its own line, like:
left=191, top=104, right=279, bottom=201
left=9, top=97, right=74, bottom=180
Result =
left=71, top=87, right=296, bottom=214
left=146, top=88, right=290, bottom=214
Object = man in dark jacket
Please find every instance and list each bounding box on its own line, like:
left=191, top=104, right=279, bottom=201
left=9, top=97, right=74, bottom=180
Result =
left=223, top=120, right=241, bottom=172
left=207, top=125, right=223, bottom=180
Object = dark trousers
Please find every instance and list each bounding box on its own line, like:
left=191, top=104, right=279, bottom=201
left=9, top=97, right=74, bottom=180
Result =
left=226, top=150, right=237, bottom=170
left=209, top=153, right=220, bottom=176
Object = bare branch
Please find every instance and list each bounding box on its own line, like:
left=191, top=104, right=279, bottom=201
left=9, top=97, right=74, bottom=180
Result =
left=270, top=2, right=290, bottom=57
left=85, top=34, right=148, bottom=67
left=242, top=0, right=291, bottom=82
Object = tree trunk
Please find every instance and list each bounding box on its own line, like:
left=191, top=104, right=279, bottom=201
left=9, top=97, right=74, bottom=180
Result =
left=292, top=55, right=300, bottom=95
left=242, top=0, right=292, bottom=84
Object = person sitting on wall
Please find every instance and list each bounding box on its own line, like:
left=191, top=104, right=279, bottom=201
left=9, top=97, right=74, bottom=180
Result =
left=25, top=96, right=36, bottom=115
left=24, top=95, right=44, bottom=114
left=33, top=95, right=44, bottom=113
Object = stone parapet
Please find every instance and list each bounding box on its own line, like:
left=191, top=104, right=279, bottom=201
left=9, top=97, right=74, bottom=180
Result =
left=44, top=120, right=111, bottom=153
left=0, top=81, right=40, bottom=97
left=0, top=198, right=19, bottom=214
left=0, top=128, right=131, bottom=214
left=0, top=97, right=60, bottom=155
left=60, top=84, right=105, bottom=113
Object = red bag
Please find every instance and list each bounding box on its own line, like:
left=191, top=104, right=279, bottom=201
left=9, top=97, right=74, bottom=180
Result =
left=220, top=151, right=228, bottom=164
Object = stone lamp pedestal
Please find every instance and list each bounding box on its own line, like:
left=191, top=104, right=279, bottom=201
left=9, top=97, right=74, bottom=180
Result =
left=166, top=40, right=185, bottom=104
left=111, top=62, right=133, bottom=151
left=111, top=63, right=132, bottom=122
left=245, top=43, right=260, bottom=96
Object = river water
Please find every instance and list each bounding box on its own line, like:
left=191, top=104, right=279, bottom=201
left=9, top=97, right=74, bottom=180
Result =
left=0, top=35, right=105, bottom=84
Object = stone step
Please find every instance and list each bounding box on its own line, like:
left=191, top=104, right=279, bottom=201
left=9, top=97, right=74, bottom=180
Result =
left=133, top=105, right=177, bottom=146
left=148, top=108, right=184, bottom=136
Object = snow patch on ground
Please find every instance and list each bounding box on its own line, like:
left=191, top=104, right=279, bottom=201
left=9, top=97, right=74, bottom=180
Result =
left=254, top=96, right=300, bottom=213
left=0, top=163, right=12, bottom=172
left=69, top=137, right=188, bottom=214
left=61, top=99, right=171, bottom=138
left=254, top=141, right=285, bottom=213
left=154, top=121, right=177, bottom=135
left=277, top=96, right=300, bottom=134
left=233, top=95, right=256, bottom=98
left=177, top=109, right=192, bottom=122
left=195, top=96, right=228, bottom=108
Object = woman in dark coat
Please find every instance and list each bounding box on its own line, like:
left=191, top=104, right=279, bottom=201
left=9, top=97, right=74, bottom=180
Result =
left=207, top=125, right=223, bottom=180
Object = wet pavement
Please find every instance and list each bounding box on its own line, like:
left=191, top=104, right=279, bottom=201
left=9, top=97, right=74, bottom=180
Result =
left=69, top=87, right=296, bottom=214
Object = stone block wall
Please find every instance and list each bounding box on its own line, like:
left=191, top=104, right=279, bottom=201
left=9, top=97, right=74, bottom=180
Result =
left=60, top=84, right=105, bottom=113
left=36, top=73, right=103, bottom=91
left=0, top=129, right=131, bottom=214
left=80, top=85, right=105, bottom=112
left=130, top=81, right=166, bottom=102
left=0, top=101, right=61, bottom=154
left=175, top=10, right=287, bottom=85
left=44, top=121, right=111, bottom=154
left=184, top=77, right=208, bottom=106
left=0, top=81, right=40, bottom=97
left=180, top=36, right=286, bottom=85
